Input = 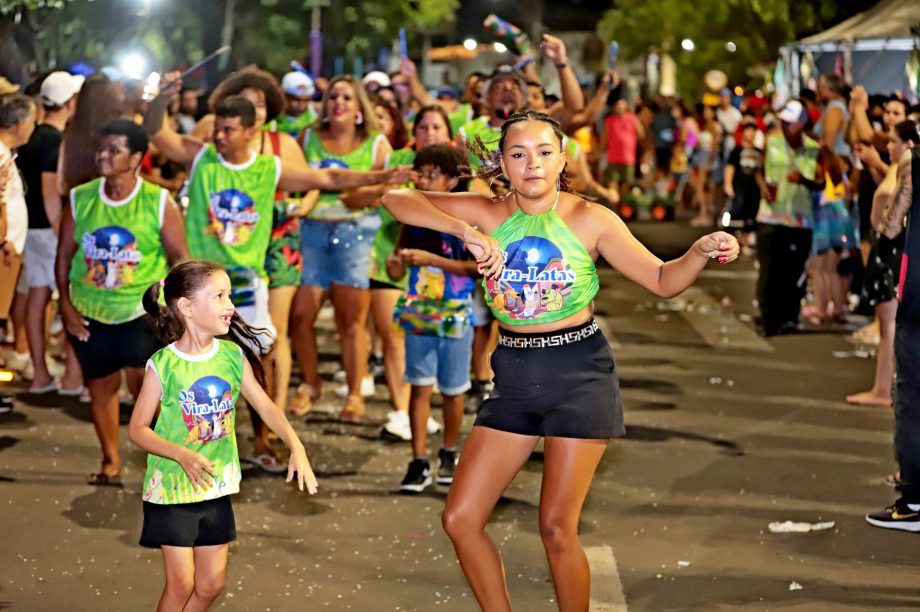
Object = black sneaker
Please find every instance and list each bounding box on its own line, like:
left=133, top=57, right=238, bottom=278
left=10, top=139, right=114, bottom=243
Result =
left=399, top=459, right=432, bottom=494
left=437, top=448, right=458, bottom=486
left=866, top=498, right=920, bottom=532
left=465, top=380, right=493, bottom=414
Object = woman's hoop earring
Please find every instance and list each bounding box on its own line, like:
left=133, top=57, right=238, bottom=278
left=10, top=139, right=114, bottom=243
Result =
left=355, top=111, right=364, bottom=126
left=489, top=173, right=513, bottom=196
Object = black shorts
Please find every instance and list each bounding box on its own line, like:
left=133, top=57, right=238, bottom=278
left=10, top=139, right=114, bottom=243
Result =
left=475, top=319, right=625, bottom=439
left=140, top=496, right=236, bottom=549
left=369, top=278, right=402, bottom=291
left=70, top=315, right=161, bottom=380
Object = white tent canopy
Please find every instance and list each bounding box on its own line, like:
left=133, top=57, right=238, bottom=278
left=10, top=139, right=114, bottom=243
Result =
left=779, top=0, right=918, bottom=97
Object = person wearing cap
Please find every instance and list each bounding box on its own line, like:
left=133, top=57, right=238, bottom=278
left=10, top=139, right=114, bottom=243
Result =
left=754, top=99, right=820, bottom=336
left=457, top=35, right=583, bottom=192
left=267, top=71, right=317, bottom=138
left=0, top=76, right=20, bottom=98
left=361, top=71, right=391, bottom=96
left=16, top=71, right=85, bottom=395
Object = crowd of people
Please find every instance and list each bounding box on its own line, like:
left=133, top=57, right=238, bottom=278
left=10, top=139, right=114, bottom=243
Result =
left=0, top=27, right=918, bottom=609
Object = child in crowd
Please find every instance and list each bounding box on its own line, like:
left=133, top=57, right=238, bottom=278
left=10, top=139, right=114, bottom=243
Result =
left=388, top=145, right=479, bottom=493
left=723, top=117, right=766, bottom=253
left=128, top=259, right=317, bottom=610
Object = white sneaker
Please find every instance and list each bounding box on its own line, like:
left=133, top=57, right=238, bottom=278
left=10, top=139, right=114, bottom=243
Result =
left=381, top=410, right=412, bottom=441
left=335, top=374, right=375, bottom=398
left=6, top=351, right=31, bottom=374
left=427, top=417, right=442, bottom=435
left=332, top=369, right=347, bottom=383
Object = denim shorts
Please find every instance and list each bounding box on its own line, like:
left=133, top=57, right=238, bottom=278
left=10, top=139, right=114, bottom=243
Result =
left=404, top=327, right=473, bottom=396
left=300, top=214, right=381, bottom=290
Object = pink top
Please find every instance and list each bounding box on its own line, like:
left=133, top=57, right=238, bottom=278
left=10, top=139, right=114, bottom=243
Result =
left=604, top=113, right=638, bottom=166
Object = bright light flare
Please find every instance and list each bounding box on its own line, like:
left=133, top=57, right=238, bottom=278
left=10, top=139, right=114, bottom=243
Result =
left=463, top=38, right=478, bottom=51
left=681, top=38, right=695, bottom=51
left=119, top=52, right=148, bottom=80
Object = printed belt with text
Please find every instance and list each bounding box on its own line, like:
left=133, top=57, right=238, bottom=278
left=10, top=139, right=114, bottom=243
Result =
left=498, top=320, right=599, bottom=349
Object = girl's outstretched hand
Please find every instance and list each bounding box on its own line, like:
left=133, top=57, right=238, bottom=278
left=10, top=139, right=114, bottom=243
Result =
left=461, top=226, right=503, bottom=279
left=696, top=231, right=740, bottom=265
left=287, top=446, right=319, bottom=494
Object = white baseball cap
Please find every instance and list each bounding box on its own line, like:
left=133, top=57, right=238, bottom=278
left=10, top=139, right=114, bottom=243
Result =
left=281, top=71, right=315, bottom=98
left=777, top=99, right=807, bottom=124
left=40, top=71, right=84, bottom=106
left=361, top=71, right=391, bottom=89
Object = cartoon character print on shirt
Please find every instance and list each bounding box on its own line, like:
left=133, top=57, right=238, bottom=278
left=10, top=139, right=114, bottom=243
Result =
left=487, top=236, right=576, bottom=320
left=179, top=376, right=235, bottom=444
left=81, top=226, right=142, bottom=289
left=207, top=188, right=259, bottom=246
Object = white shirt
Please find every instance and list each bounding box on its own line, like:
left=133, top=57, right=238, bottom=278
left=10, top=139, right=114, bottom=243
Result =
left=1, top=139, right=27, bottom=254
left=716, top=105, right=743, bottom=152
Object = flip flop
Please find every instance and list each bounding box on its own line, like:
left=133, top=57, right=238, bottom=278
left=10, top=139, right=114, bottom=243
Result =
left=58, top=385, right=86, bottom=397
left=884, top=473, right=901, bottom=488
left=87, top=472, right=122, bottom=487
left=244, top=453, right=287, bottom=474
left=28, top=381, right=59, bottom=394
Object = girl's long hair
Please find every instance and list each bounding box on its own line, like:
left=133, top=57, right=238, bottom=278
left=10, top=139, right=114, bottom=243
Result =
left=142, top=260, right=273, bottom=388
left=60, top=74, right=124, bottom=192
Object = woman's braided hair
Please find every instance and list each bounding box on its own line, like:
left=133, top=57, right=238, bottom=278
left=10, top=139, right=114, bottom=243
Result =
left=466, top=110, right=573, bottom=193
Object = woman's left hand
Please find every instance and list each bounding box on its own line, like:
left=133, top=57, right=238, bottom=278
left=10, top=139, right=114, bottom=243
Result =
left=696, top=231, right=739, bottom=264
left=287, top=446, right=319, bottom=495
left=461, top=226, right=503, bottom=278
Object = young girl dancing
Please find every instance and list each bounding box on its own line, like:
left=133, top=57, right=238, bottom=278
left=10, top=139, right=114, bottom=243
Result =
left=128, top=259, right=318, bottom=611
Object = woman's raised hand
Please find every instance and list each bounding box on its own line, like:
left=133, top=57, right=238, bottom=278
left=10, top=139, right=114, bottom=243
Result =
left=462, top=226, right=504, bottom=278
left=696, top=231, right=740, bottom=265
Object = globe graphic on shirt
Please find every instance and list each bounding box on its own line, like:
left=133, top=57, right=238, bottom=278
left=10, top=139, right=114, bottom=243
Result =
left=82, top=225, right=140, bottom=289
left=179, top=376, right=234, bottom=443
left=318, top=158, right=349, bottom=169
left=487, top=236, right=575, bottom=320
left=208, top=188, right=259, bottom=246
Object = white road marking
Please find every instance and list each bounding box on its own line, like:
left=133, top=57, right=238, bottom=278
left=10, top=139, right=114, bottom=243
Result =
left=585, top=545, right=628, bottom=611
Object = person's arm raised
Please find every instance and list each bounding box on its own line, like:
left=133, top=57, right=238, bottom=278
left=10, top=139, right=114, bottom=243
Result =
left=381, top=188, right=504, bottom=277
left=591, top=204, right=738, bottom=298
left=143, top=72, right=204, bottom=167
left=542, top=34, right=584, bottom=113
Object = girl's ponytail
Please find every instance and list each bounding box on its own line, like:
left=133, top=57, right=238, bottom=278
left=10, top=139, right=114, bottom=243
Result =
left=225, top=313, right=274, bottom=391
left=143, top=278, right=184, bottom=345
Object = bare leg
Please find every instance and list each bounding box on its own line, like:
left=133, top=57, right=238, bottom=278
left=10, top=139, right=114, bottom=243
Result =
left=87, top=372, right=122, bottom=477
left=290, top=285, right=326, bottom=392
left=184, top=544, right=229, bottom=612
left=25, top=286, right=53, bottom=387
left=847, top=299, right=897, bottom=406
left=371, top=288, right=409, bottom=412
left=540, top=436, right=609, bottom=612
left=442, top=426, right=540, bottom=611
left=329, top=284, right=371, bottom=416
left=59, top=337, right=84, bottom=390
left=12, top=290, right=28, bottom=354
left=441, top=393, right=464, bottom=449
left=157, top=546, right=195, bottom=612
left=268, top=285, right=298, bottom=412
left=409, top=385, right=434, bottom=458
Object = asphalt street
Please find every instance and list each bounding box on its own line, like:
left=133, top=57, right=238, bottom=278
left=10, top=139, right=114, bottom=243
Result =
left=1, top=220, right=917, bottom=611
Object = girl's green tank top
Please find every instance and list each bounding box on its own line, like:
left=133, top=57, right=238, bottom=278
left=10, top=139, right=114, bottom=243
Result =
left=484, top=207, right=598, bottom=325
left=142, top=339, right=244, bottom=505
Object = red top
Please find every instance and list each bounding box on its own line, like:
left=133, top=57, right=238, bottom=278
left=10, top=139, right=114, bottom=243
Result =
left=604, top=113, right=638, bottom=166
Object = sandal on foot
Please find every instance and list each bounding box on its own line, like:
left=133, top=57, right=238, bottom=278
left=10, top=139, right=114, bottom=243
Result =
left=87, top=472, right=122, bottom=487
left=289, top=383, right=320, bottom=417
left=58, top=385, right=86, bottom=397
left=338, top=396, right=366, bottom=423
left=28, top=381, right=59, bottom=394
left=244, top=453, right=287, bottom=474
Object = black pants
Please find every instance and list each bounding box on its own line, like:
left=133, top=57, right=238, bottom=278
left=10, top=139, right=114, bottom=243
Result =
left=894, top=325, right=920, bottom=503
left=755, top=223, right=812, bottom=335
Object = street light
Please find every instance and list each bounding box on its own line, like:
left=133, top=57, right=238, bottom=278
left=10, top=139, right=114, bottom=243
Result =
left=494, top=42, right=507, bottom=53
left=726, top=41, right=737, bottom=53
left=118, top=52, right=148, bottom=80
left=681, top=38, right=695, bottom=52
left=463, top=38, right=477, bottom=51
